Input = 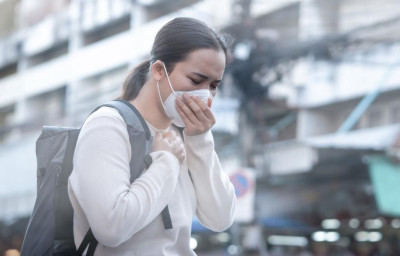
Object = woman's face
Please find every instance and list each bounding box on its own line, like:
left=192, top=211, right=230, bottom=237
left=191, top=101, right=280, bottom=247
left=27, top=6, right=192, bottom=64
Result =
left=161, top=48, right=226, bottom=98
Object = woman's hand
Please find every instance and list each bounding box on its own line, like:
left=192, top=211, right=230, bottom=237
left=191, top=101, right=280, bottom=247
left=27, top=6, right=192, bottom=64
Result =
left=151, top=131, right=185, bottom=163
left=175, top=93, right=215, bottom=136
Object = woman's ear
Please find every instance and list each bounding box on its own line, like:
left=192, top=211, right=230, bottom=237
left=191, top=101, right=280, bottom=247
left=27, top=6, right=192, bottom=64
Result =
left=151, top=60, right=165, bottom=81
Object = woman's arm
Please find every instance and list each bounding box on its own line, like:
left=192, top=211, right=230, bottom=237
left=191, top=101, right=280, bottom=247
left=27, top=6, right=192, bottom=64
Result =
left=184, top=130, right=236, bottom=232
left=68, top=107, right=180, bottom=247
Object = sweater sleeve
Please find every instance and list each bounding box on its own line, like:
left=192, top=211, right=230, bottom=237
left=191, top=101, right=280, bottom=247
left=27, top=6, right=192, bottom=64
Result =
left=184, top=130, right=236, bottom=232
left=68, top=108, right=180, bottom=247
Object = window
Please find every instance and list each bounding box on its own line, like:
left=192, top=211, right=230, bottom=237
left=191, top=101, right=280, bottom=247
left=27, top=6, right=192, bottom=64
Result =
left=83, top=15, right=130, bottom=46
left=391, top=104, right=400, bottom=124
left=0, top=104, right=15, bottom=142
left=145, top=0, right=200, bottom=21
left=27, top=42, right=69, bottom=68
left=25, top=86, right=67, bottom=129
left=0, top=62, right=17, bottom=79
left=367, top=108, right=383, bottom=128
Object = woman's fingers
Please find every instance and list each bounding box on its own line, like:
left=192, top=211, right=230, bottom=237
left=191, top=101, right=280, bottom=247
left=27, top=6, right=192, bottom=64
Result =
left=175, top=94, right=216, bottom=136
left=176, top=96, right=200, bottom=125
left=161, top=131, right=185, bottom=163
left=183, top=94, right=208, bottom=121
left=176, top=101, right=196, bottom=129
left=182, top=94, right=215, bottom=127
left=176, top=94, right=215, bottom=123
left=189, top=95, right=215, bottom=123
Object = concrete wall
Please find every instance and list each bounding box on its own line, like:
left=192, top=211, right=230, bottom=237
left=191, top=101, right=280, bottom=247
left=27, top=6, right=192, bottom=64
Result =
left=0, top=0, right=20, bottom=38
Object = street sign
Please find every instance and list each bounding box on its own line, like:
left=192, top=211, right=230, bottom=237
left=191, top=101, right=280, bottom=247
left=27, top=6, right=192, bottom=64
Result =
left=230, top=172, right=253, bottom=198
left=229, top=168, right=255, bottom=223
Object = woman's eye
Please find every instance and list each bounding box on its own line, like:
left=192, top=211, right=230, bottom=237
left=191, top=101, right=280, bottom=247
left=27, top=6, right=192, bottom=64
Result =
left=190, top=78, right=201, bottom=84
left=210, top=82, right=219, bottom=90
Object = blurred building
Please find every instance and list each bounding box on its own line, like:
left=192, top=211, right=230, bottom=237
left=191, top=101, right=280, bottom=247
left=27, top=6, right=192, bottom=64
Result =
left=1, top=0, right=400, bottom=255
left=225, top=0, right=400, bottom=254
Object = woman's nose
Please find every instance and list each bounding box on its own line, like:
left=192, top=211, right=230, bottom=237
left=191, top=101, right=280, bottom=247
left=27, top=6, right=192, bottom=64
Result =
left=198, top=83, right=210, bottom=90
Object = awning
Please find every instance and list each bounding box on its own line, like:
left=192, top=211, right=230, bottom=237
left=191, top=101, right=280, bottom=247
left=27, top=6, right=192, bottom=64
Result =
left=263, top=124, right=400, bottom=175
left=305, top=124, right=400, bottom=150
left=368, top=155, right=400, bottom=216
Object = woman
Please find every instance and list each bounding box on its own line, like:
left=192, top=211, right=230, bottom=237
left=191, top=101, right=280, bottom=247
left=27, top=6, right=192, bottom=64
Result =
left=68, top=17, right=236, bottom=255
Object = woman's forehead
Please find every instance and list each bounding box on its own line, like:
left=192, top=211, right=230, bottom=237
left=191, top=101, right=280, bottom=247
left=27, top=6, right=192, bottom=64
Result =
left=177, top=48, right=226, bottom=78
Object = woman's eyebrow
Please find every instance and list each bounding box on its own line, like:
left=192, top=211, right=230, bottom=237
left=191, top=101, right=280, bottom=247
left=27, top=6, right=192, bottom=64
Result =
left=192, top=72, right=222, bottom=83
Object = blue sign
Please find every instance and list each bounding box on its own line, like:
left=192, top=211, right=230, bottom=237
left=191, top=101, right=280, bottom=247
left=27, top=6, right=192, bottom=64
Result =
left=230, top=173, right=251, bottom=198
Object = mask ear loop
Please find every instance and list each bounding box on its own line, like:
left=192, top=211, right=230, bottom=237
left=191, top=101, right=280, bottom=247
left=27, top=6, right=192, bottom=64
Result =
left=162, top=62, right=179, bottom=97
left=156, top=80, right=169, bottom=114
left=154, top=62, right=169, bottom=115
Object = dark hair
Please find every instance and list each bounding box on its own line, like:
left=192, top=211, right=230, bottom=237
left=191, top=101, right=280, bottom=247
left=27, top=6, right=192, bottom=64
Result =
left=120, top=17, right=232, bottom=101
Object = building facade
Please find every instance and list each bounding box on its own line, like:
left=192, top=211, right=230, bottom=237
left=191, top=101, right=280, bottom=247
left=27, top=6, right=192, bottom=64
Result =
left=1, top=0, right=400, bottom=254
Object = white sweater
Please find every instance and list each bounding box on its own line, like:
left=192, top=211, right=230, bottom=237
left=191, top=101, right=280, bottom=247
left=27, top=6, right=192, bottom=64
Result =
left=68, top=107, right=236, bottom=256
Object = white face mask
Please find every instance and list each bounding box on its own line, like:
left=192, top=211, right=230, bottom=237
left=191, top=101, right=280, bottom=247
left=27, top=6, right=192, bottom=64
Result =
left=156, top=63, right=213, bottom=127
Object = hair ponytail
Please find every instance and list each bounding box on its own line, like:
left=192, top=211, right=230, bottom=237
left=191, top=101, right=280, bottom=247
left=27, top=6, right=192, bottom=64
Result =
left=120, top=60, right=151, bottom=101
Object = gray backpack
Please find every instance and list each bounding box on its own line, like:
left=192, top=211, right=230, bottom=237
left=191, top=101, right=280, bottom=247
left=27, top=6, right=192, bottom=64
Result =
left=21, top=100, right=172, bottom=256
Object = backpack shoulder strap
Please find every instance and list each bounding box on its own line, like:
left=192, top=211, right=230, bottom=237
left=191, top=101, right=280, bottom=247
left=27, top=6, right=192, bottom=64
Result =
left=103, top=99, right=152, bottom=143
left=93, top=99, right=153, bottom=182
left=90, top=100, right=152, bottom=153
